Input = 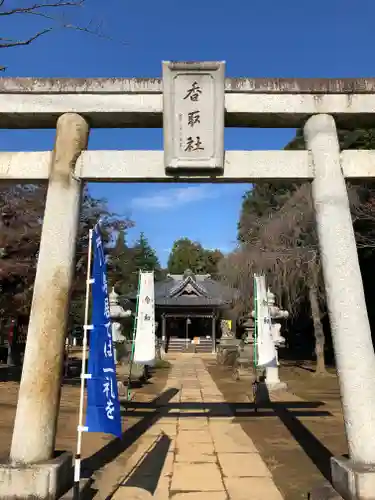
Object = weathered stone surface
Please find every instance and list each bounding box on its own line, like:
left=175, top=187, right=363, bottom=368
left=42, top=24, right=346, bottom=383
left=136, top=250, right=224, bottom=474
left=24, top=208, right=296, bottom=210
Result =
left=176, top=441, right=215, bottom=456
left=170, top=463, right=224, bottom=492
left=0, top=451, right=73, bottom=500
left=172, top=493, right=227, bottom=499
left=305, top=114, right=375, bottom=463
left=112, top=486, right=153, bottom=499
left=3, top=73, right=375, bottom=130
left=177, top=430, right=212, bottom=444
left=175, top=440, right=216, bottom=463
left=211, top=426, right=258, bottom=453
left=178, top=418, right=209, bottom=430
left=163, top=61, right=225, bottom=171
left=224, top=477, right=284, bottom=500
left=90, top=354, right=281, bottom=498
left=10, top=113, right=89, bottom=464
left=218, top=452, right=271, bottom=478
left=174, top=452, right=216, bottom=463
left=331, top=455, right=375, bottom=500
left=145, top=423, right=178, bottom=437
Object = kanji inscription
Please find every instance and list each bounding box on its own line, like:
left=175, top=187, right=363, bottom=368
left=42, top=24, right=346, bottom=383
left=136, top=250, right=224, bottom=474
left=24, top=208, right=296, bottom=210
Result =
left=183, top=81, right=202, bottom=101
left=163, top=61, right=225, bottom=171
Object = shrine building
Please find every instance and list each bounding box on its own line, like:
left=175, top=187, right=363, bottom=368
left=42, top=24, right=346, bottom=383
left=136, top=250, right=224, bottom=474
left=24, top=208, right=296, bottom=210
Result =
left=128, top=269, right=238, bottom=353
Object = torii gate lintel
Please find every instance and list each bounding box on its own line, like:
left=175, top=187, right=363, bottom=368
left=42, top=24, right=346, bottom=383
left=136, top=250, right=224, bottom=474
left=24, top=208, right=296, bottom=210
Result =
left=0, top=64, right=374, bottom=500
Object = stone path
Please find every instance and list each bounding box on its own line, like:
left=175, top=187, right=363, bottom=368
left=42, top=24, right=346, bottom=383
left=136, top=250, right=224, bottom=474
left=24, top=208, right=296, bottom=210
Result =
left=112, top=354, right=283, bottom=500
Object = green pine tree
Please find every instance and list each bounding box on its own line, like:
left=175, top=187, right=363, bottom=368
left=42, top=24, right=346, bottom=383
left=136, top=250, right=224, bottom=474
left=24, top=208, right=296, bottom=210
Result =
left=167, top=238, right=223, bottom=276
left=133, top=232, right=162, bottom=279
left=107, top=229, right=135, bottom=295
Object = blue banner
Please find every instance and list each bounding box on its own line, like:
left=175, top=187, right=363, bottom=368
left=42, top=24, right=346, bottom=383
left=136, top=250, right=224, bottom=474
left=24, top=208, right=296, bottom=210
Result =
left=85, top=225, right=122, bottom=437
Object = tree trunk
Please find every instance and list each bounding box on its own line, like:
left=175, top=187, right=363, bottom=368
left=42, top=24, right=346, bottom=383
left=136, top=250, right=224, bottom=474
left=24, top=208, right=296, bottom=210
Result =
left=309, top=286, right=327, bottom=374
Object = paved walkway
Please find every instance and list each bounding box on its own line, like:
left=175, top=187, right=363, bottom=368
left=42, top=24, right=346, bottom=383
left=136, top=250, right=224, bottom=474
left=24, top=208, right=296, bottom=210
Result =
left=112, top=355, right=283, bottom=500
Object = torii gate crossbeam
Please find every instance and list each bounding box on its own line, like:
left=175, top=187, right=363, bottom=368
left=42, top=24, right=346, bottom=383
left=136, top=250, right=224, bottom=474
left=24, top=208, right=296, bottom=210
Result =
left=0, top=67, right=373, bottom=500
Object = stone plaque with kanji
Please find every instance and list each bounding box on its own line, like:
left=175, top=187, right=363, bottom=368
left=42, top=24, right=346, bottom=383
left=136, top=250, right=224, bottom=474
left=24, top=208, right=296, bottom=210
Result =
left=163, top=61, right=225, bottom=171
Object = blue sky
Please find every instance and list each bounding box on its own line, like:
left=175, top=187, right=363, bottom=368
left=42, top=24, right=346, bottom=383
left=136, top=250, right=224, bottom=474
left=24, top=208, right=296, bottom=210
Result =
left=1, top=0, right=374, bottom=266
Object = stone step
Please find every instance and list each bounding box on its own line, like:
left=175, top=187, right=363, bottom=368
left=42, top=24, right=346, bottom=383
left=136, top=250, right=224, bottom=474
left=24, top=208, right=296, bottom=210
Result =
left=167, top=338, right=213, bottom=353
left=168, top=338, right=212, bottom=344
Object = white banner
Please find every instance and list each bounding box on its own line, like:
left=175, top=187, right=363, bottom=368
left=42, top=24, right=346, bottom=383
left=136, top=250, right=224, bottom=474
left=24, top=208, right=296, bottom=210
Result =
left=134, top=271, right=156, bottom=366
left=255, top=275, right=277, bottom=368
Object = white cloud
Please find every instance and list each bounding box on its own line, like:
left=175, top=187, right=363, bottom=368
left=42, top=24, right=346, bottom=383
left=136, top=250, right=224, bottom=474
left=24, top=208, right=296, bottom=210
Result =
left=207, top=245, right=232, bottom=253
left=130, top=185, right=219, bottom=210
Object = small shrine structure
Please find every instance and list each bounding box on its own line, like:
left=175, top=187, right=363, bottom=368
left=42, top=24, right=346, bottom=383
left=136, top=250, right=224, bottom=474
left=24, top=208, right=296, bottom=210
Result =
left=127, top=269, right=238, bottom=353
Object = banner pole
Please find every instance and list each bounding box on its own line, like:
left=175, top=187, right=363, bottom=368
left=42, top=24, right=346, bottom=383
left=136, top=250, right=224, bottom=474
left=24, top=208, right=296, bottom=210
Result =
left=126, top=269, right=141, bottom=403
left=253, top=275, right=258, bottom=369
left=74, top=228, right=94, bottom=498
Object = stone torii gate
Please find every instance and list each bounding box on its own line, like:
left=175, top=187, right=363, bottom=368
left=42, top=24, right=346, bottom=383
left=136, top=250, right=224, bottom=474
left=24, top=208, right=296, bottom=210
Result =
left=0, top=61, right=375, bottom=499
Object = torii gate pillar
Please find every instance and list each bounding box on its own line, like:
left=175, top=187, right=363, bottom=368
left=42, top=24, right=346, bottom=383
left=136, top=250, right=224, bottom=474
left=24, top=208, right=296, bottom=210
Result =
left=305, top=114, right=375, bottom=499
left=0, top=113, right=89, bottom=500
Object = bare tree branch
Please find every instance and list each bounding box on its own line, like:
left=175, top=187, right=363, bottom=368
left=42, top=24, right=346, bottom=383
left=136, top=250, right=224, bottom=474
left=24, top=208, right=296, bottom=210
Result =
left=219, top=182, right=325, bottom=319
left=0, top=0, right=127, bottom=65
left=0, top=1, right=83, bottom=16
left=0, top=29, right=52, bottom=48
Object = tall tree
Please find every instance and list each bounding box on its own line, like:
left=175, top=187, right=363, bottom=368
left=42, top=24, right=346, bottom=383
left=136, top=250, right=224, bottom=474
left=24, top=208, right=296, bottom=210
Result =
left=107, top=231, right=163, bottom=296
left=232, top=126, right=375, bottom=373
left=167, top=238, right=207, bottom=274
left=133, top=232, right=161, bottom=273
left=107, top=229, right=135, bottom=295
left=204, top=249, right=224, bottom=278
left=116, top=232, right=163, bottom=291
left=0, top=183, right=133, bottom=328
left=236, top=126, right=364, bottom=243
left=222, top=185, right=329, bottom=374
left=238, top=183, right=296, bottom=243
left=0, top=184, right=45, bottom=319
left=167, top=238, right=223, bottom=276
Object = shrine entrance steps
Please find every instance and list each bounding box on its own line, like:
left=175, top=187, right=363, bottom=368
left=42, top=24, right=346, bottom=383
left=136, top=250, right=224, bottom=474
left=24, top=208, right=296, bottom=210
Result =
left=166, top=337, right=212, bottom=353
left=110, top=354, right=283, bottom=499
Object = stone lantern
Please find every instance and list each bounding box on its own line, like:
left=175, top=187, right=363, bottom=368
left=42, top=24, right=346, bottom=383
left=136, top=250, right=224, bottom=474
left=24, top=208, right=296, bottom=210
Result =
left=265, top=287, right=289, bottom=388
left=109, top=287, right=132, bottom=364
left=251, top=287, right=289, bottom=390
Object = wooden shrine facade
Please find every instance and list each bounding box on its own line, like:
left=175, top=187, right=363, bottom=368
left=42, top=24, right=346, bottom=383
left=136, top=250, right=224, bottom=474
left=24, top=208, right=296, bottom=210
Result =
left=128, top=269, right=238, bottom=353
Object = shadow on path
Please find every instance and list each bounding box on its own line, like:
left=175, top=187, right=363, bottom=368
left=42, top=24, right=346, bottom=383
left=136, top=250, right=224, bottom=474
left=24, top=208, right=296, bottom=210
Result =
left=251, top=382, right=334, bottom=482
left=273, top=404, right=334, bottom=481
left=108, top=433, right=171, bottom=499
left=121, top=400, right=331, bottom=419
left=80, top=379, right=334, bottom=496
left=81, top=388, right=178, bottom=479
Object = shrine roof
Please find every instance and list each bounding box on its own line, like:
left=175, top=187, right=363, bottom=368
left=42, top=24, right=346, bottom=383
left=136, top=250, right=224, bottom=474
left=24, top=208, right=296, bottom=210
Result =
left=126, top=270, right=238, bottom=308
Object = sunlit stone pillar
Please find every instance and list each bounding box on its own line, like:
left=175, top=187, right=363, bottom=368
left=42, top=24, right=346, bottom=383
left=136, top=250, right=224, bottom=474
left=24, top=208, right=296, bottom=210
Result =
left=305, top=114, right=375, bottom=498
left=10, top=113, right=89, bottom=464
